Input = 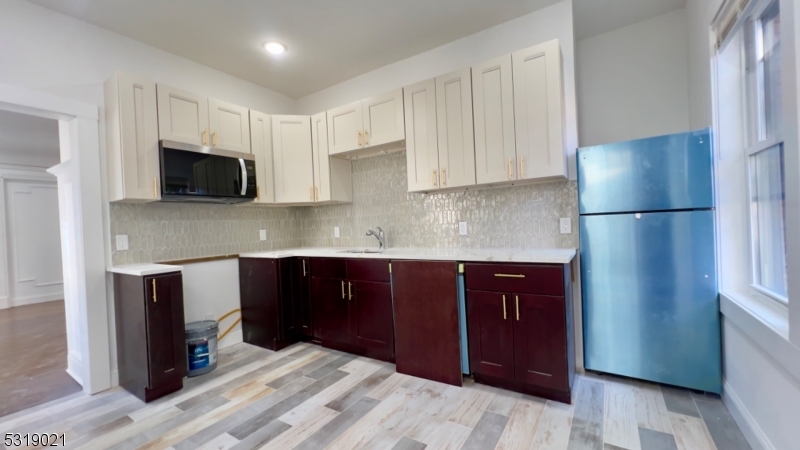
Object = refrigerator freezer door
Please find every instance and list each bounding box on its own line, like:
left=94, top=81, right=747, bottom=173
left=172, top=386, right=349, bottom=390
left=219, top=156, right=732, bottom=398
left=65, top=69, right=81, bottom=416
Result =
left=578, top=129, right=714, bottom=215
left=580, top=210, right=721, bottom=393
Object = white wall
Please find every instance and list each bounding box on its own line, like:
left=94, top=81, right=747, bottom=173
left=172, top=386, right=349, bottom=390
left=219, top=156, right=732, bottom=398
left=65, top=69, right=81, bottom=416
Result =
left=576, top=8, right=692, bottom=147
left=0, top=165, right=63, bottom=309
left=180, top=259, right=243, bottom=350
left=686, top=0, right=722, bottom=129
left=0, top=110, right=61, bottom=168
left=296, top=0, right=579, bottom=179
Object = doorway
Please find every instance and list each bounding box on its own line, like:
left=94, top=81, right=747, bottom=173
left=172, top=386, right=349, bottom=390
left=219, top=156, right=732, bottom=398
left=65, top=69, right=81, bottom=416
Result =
left=0, top=110, right=81, bottom=417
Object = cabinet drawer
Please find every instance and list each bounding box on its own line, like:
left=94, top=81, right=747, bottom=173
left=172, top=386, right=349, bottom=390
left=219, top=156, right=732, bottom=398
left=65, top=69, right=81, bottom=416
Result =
left=465, top=263, right=564, bottom=296
left=310, top=258, right=347, bottom=279
left=347, top=259, right=390, bottom=282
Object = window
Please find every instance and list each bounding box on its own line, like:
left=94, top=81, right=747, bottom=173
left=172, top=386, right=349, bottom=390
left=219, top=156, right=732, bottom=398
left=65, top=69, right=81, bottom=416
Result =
left=744, top=0, right=788, bottom=302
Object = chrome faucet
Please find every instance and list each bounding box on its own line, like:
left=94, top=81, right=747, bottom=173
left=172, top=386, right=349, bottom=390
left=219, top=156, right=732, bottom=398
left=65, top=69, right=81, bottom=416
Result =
left=366, top=227, right=386, bottom=249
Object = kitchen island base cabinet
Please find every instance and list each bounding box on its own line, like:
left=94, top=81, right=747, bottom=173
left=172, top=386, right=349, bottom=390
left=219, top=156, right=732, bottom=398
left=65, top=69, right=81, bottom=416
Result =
left=113, top=272, right=186, bottom=403
left=392, top=260, right=461, bottom=386
left=466, top=263, right=575, bottom=404
left=239, top=258, right=299, bottom=351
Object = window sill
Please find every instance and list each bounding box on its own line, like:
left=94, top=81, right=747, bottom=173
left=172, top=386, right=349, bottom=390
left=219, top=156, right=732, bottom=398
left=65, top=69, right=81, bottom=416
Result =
left=720, top=290, right=800, bottom=382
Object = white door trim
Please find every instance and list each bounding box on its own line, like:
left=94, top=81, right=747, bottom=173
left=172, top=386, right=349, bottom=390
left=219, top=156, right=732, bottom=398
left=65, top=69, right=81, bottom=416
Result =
left=0, top=82, right=111, bottom=395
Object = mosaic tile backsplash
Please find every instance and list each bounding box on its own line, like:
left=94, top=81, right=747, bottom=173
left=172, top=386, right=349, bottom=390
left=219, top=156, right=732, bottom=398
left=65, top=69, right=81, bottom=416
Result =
left=110, top=152, right=578, bottom=265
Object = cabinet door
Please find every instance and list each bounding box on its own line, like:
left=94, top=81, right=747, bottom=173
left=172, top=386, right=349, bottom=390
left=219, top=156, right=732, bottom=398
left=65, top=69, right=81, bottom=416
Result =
left=512, top=40, right=566, bottom=180
left=208, top=98, right=251, bottom=153
left=403, top=79, right=439, bottom=192
left=144, top=274, right=186, bottom=388
left=106, top=72, right=161, bottom=202
left=295, top=258, right=313, bottom=338
left=327, top=101, right=363, bottom=155
left=311, top=277, right=351, bottom=345
left=352, top=281, right=394, bottom=359
left=467, top=290, right=515, bottom=380
left=311, top=111, right=330, bottom=202
left=250, top=110, right=275, bottom=203
left=277, top=258, right=299, bottom=341
left=363, top=89, right=405, bottom=147
left=157, top=84, right=209, bottom=146
left=392, top=260, right=461, bottom=386
left=272, top=115, right=314, bottom=203
left=513, top=294, right=568, bottom=391
left=472, top=55, right=517, bottom=184
left=436, top=69, right=476, bottom=189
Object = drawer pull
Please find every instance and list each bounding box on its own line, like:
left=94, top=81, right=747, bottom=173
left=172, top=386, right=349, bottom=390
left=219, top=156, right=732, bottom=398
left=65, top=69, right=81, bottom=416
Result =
left=303, top=260, right=307, bottom=276
left=348, top=282, right=353, bottom=300
left=341, top=281, right=345, bottom=299
left=515, top=295, right=520, bottom=321
left=494, top=273, right=525, bottom=278
left=502, top=295, right=507, bottom=320
left=529, top=370, right=552, bottom=377
left=152, top=279, right=157, bottom=303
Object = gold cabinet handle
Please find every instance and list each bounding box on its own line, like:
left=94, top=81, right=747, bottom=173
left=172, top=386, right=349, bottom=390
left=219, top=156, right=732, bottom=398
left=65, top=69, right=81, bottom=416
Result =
left=508, top=158, right=514, bottom=180
left=358, top=131, right=363, bottom=147
left=341, top=281, right=345, bottom=299
left=364, top=130, right=369, bottom=146
left=519, top=156, right=525, bottom=178
left=516, top=295, right=520, bottom=321
left=348, top=282, right=352, bottom=300
left=212, top=130, right=219, bottom=147
left=432, top=169, right=438, bottom=188
left=153, top=177, right=158, bottom=198
left=152, top=279, right=157, bottom=303
left=202, top=128, right=209, bottom=146
left=502, top=295, right=507, bottom=320
left=494, top=273, right=525, bottom=278
left=303, top=260, right=307, bottom=276
left=256, top=186, right=260, bottom=199
left=441, top=168, right=446, bottom=187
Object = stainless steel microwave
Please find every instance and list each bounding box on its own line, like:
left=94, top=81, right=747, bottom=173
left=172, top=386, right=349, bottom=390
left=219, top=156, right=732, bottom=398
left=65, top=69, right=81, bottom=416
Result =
left=159, top=140, right=257, bottom=204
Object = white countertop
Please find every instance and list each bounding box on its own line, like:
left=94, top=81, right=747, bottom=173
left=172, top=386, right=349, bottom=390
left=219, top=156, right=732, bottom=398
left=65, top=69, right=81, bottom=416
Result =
left=239, top=247, right=576, bottom=264
left=107, top=263, right=183, bottom=276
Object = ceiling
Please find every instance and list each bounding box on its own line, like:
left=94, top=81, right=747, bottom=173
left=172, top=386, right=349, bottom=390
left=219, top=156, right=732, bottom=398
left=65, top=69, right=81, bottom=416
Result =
left=0, top=110, right=60, bottom=168
left=28, top=0, right=563, bottom=99
left=572, top=0, right=687, bottom=40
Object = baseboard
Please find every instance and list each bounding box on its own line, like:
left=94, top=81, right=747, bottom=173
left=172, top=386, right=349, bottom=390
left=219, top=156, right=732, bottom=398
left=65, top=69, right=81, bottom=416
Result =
left=723, top=379, right=774, bottom=450
left=8, top=292, right=64, bottom=307
left=219, top=328, right=243, bottom=350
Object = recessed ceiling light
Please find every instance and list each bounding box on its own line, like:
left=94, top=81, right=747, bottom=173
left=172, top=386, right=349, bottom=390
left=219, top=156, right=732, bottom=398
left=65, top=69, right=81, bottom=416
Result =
left=263, top=42, right=287, bottom=55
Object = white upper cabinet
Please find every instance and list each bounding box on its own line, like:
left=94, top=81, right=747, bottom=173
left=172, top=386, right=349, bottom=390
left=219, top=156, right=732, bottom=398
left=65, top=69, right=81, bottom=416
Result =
left=362, top=89, right=405, bottom=147
left=209, top=98, right=251, bottom=153
left=327, top=101, right=363, bottom=155
left=157, top=84, right=209, bottom=146
left=403, top=79, right=439, bottom=192
left=327, top=89, right=405, bottom=158
left=512, top=39, right=566, bottom=181
left=250, top=110, right=274, bottom=204
left=105, top=72, right=161, bottom=202
left=472, top=54, right=516, bottom=184
left=436, top=69, right=476, bottom=189
left=312, top=112, right=352, bottom=203
left=272, top=115, right=315, bottom=204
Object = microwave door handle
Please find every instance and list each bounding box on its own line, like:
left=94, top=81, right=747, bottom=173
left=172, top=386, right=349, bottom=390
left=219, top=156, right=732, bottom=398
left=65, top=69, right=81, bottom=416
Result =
left=239, top=158, right=247, bottom=196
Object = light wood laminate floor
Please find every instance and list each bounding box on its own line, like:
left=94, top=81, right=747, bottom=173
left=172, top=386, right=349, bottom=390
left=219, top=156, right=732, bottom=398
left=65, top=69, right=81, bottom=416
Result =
left=0, top=342, right=750, bottom=450
left=0, top=300, right=82, bottom=418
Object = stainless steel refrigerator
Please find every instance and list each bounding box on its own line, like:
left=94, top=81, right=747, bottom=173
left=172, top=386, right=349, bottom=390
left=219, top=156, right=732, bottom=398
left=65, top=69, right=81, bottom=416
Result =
left=578, top=129, right=721, bottom=394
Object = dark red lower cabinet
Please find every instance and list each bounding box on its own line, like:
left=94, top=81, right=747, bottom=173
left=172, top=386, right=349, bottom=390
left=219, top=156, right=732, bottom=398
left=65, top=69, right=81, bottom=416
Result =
left=467, top=291, right=515, bottom=380
left=239, top=258, right=298, bottom=351
left=312, top=277, right=351, bottom=345
left=114, top=271, right=186, bottom=403
left=466, top=263, right=575, bottom=403
left=352, top=280, right=394, bottom=361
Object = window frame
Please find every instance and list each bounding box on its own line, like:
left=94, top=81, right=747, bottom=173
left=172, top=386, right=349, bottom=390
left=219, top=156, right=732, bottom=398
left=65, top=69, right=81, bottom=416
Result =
left=741, top=0, right=789, bottom=305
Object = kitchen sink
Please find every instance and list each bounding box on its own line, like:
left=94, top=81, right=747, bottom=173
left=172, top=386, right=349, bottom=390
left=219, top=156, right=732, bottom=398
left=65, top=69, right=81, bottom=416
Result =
left=338, top=249, right=384, bottom=254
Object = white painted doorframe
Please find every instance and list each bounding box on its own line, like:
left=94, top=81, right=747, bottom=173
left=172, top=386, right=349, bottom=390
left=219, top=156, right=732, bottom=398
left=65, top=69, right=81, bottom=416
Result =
left=0, top=83, right=112, bottom=395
